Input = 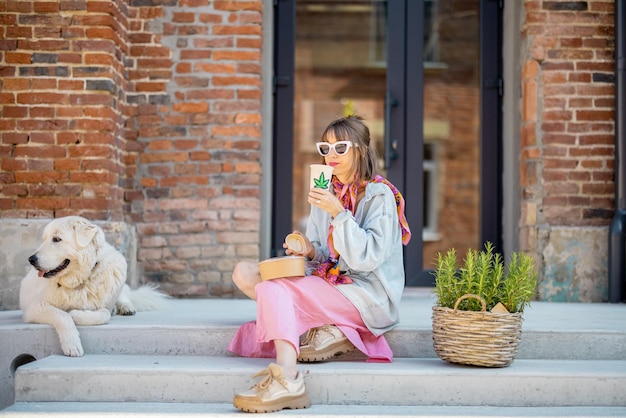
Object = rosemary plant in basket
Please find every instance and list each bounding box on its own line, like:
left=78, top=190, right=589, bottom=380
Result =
left=433, top=242, right=537, bottom=313
left=431, top=242, right=538, bottom=367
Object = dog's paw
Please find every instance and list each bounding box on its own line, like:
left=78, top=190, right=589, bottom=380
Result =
left=116, top=302, right=136, bottom=316
left=59, top=331, right=84, bottom=357
left=63, top=343, right=84, bottom=357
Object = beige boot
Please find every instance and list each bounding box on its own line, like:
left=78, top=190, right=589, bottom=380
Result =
left=233, top=363, right=311, bottom=413
left=298, top=324, right=356, bottom=363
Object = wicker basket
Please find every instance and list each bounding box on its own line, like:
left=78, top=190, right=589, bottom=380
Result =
left=432, top=294, right=523, bottom=367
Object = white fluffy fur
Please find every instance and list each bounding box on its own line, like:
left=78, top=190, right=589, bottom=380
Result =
left=19, top=216, right=169, bottom=357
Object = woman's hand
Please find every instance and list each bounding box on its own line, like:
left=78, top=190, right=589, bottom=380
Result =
left=283, top=231, right=315, bottom=260
left=308, top=188, right=343, bottom=218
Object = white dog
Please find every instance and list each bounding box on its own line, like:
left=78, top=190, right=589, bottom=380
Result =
left=19, top=216, right=169, bottom=357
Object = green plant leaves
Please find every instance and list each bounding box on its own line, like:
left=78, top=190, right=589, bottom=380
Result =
left=313, top=172, right=330, bottom=189
left=433, top=248, right=459, bottom=310
left=432, top=242, right=537, bottom=313
left=501, top=252, right=537, bottom=313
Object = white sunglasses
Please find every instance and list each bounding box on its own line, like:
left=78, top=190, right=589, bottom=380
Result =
left=315, top=141, right=357, bottom=156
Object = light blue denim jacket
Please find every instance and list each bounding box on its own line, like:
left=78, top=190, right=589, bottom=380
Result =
left=305, top=182, right=405, bottom=336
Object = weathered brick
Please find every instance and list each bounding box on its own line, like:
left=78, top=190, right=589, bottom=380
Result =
left=34, top=1, right=59, bottom=12
left=17, top=92, right=68, bottom=105
left=16, top=197, right=70, bottom=210
left=70, top=198, right=110, bottom=210
left=576, top=110, right=614, bottom=121
left=214, top=1, right=260, bottom=11
left=2, top=132, right=29, bottom=144
left=172, top=102, right=208, bottom=113
left=212, top=50, right=260, bottom=61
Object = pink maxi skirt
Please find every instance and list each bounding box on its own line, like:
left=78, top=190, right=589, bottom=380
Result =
left=227, top=275, right=393, bottom=363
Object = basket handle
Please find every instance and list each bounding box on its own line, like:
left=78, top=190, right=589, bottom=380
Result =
left=453, top=293, right=487, bottom=312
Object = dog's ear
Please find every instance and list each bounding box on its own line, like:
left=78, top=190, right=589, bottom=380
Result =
left=74, top=222, right=99, bottom=248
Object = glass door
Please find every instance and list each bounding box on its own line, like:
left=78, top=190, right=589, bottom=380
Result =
left=421, top=0, right=483, bottom=273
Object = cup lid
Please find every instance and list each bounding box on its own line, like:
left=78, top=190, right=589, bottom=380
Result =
left=285, top=233, right=306, bottom=253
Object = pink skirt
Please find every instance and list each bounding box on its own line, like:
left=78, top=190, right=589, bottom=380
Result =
left=227, top=275, right=393, bottom=363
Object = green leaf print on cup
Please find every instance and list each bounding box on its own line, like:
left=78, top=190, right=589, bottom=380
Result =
left=309, top=164, right=333, bottom=190
left=313, top=172, right=330, bottom=189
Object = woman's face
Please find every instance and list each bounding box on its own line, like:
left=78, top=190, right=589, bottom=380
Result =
left=323, top=133, right=356, bottom=184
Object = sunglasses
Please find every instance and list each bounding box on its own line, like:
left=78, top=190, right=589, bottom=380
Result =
left=315, top=141, right=357, bottom=156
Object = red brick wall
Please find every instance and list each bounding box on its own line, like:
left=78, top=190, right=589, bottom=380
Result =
left=0, top=0, right=263, bottom=297
left=127, top=0, right=263, bottom=297
left=520, top=0, right=614, bottom=250
left=0, top=0, right=131, bottom=220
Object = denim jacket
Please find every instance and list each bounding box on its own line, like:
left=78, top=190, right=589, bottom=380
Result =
left=305, top=182, right=405, bottom=336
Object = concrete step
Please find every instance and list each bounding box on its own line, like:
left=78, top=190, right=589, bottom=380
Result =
left=3, top=298, right=626, bottom=360
left=3, top=292, right=626, bottom=414
left=13, top=355, right=626, bottom=407
left=2, top=402, right=626, bottom=417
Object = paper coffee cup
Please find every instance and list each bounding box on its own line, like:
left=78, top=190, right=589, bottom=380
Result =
left=310, top=164, right=334, bottom=190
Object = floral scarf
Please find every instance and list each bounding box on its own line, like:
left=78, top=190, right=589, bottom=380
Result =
left=312, top=175, right=412, bottom=285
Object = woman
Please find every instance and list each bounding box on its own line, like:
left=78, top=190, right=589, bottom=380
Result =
left=228, top=115, right=411, bottom=413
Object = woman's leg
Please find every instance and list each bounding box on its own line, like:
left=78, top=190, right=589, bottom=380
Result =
left=232, top=260, right=262, bottom=300
left=274, top=339, right=298, bottom=379
left=233, top=280, right=311, bottom=412
left=229, top=276, right=392, bottom=362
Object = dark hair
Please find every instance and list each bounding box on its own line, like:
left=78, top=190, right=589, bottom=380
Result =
left=320, top=115, right=379, bottom=182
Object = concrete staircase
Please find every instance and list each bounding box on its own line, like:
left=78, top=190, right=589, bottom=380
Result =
left=1, top=290, right=625, bottom=417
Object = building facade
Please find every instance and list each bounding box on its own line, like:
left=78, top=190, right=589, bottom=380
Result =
left=0, top=0, right=619, bottom=309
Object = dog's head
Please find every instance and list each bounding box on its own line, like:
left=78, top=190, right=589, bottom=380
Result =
left=29, top=216, right=105, bottom=281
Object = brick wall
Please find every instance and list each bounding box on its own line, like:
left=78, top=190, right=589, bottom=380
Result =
left=127, top=0, right=263, bottom=297
left=520, top=0, right=614, bottom=301
left=0, top=0, right=263, bottom=298
left=0, top=0, right=131, bottom=220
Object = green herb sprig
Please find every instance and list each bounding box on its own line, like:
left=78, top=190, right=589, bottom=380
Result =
left=433, top=242, right=537, bottom=313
